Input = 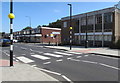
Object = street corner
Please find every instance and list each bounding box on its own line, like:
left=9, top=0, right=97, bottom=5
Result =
left=0, top=59, right=17, bottom=67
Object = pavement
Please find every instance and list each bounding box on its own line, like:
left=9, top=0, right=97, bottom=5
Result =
left=44, top=45, right=120, bottom=58
left=0, top=59, right=58, bottom=81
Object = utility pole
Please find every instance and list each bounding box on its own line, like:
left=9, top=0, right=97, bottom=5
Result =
left=8, top=0, right=15, bottom=66
left=85, top=13, right=88, bottom=48
left=68, top=4, right=72, bottom=50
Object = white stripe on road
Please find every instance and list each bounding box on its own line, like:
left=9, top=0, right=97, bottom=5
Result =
left=81, top=60, right=98, bottom=64
left=99, top=63, right=120, bottom=70
left=30, top=49, right=43, bottom=54
left=61, top=75, right=72, bottom=82
left=31, top=55, right=50, bottom=60
left=56, top=59, right=63, bottom=62
left=21, top=47, right=27, bottom=50
left=31, top=65, right=37, bottom=67
left=21, top=54, right=26, bottom=55
left=84, top=55, right=89, bottom=57
left=65, top=51, right=82, bottom=55
left=54, top=52, right=72, bottom=56
left=44, top=53, right=63, bottom=58
left=91, top=54, right=118, bottom=60
left=3, top=51, right=10, bottom=56
left=43, top=62, right=51, bottom=65
left=16, top=56, right=34, bottom=63
left=76, top=56, right=82, bottom=58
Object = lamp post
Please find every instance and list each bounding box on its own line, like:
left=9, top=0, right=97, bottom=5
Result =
left=26, top=16, right=31, bottom=42
left=85, top=13, right=88, bottom=48
left=26, top=16, right=31, bottom=27
left=68, top=3, right=72, bottom=50
left=8, top=0, right=15, bottom=66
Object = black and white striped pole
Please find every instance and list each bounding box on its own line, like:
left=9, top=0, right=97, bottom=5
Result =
left=68, top=4, right=72, bottom=50
left=8, top=0, right=15, bottom=66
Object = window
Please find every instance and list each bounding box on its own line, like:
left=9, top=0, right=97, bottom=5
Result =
left=104, top=13, right=112, bottom=23
left=96, top=14, right=102, bottom=24
left=81, top=17, right=86, bottom=25
left=88, top=16, right=94, bottom=25
left=63, top=22, right=67, bottom=28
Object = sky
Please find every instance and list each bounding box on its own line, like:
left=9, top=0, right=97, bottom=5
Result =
left=2, top=2, right=118, bottom=33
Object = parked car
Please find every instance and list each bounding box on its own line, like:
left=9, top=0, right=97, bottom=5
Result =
left=13, top=39, right=18, bottom=43
left=0, top=39, right=11, bottom=46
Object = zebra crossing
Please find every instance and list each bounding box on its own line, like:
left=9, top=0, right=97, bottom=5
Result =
left=15, top=51, right=84, bottom=64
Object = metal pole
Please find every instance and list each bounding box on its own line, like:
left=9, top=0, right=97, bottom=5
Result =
left=85, top=13, right=88, bottom=48
left=10, top=0, right=13, bottom=66
left=68, top=4, right=72, bottom=50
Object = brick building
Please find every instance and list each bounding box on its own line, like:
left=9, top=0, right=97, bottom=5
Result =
left=61, top=6, right=120, bottom=47
left=13, top=27, right=61, bottom=44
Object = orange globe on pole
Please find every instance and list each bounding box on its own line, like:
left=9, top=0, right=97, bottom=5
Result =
left=8, top=13, right=15, bottom=19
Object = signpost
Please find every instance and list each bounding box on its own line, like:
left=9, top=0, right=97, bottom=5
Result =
left=8, top=0, right=15, bottom=66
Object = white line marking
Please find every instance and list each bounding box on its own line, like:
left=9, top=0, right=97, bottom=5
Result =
left=31, top=65, right=37, bottom=67
left=13, top=58, right=16, bottom=59
left=30, top=53, right=35, bottom=54
left=21, top=54, right=26, bottom=55
left=91, top=54, right=118, bottom=59
left=61, top=75, right=72, bottom=82
left=67, top=57, right=72, bottom=60
left=30, top=49, right=43, bottom=54
left=54, top=52, right=72, bottom=56
left=84, top=55, right=89, bottom=57
left=70, top=58, right=80, bottom=62
left=13, top=55, right=15, bottom=56
left=3, top=51, right=10, bottom=56
left=65, top=51, right=82, bottom=54
left=15, top=59, right=19, bottom=62
left=99, top=63, right=120, bottom=70
left=81, top=60, right=98, bottom=64
left=44, top=53, right=63, bottom=58
left=76, top=56, right=82, bottom=58
left=21, top=47, right=27, bottom=50
left=16, top=56, right=34, bottom=63
left=56, top=59, right=63, bottom=62
left=38, top=68, right=61, bottom=76
left=43, top=62, right=51, bottom=65
left=31, top=55, right=50, bottom=60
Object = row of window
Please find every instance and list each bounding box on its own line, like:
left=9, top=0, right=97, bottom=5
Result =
left=63, top=13, right=113, bottom=27
left=80, top=35, right=112, bottom=41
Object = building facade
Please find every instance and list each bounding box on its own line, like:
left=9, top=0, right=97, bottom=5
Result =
left=13, top=27, right=61, bottom=44
left=61, top=7, right=120, bottom=47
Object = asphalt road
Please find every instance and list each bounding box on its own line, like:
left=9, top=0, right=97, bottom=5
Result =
left=1, top=43, right=119, bottom=82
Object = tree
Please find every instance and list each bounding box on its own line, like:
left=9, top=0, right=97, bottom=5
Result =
left=42, top=19, right=62, bottom=28
left=22, top=26, right=32, bottom=30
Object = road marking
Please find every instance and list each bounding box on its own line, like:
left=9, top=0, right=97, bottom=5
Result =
left=99, top=63, right=120, bottom=70
left=65, top=51, right=82, bottom=54
left=31, top=55, right=50, bottom=60
left=15, top=59, right=19, bottom=62
left=56, top=59, right=63, bottom=62
left=81, top=60, right=98, bottom=64
left=30, top=53, right=35, bottom=54
left=67, top=57, right=72, bottom=60
left=70, top=58, right=80, bottom=62
left=84, top=55, right=89, bottom=57
left=44, top=53, right=63, bottom=58
left=54, top=52, right=72, bottom=56
left=30, top=49, right=43, bottom=54
left=3, top=51, right=10, bottom=56
left=61, top=75, right=72, bottom=82
left=31, top=65, right=37, bottom=67
left=13, top=55, right=15, bottom=56
left=16, top=56, right=34, bottom=63
left=76, top=56, right=82, bottom=58
left=43, top=62, right=51, bottom=65
left=91, top=54, right=118, bottom=59
left=21, top=47, right=27, bottom=50
left=38, top=68, right=61, bottom=76
left=21, top=54, right=26, bottom=55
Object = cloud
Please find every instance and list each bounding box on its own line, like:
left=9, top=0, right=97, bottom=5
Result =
left=54, top=9, right=61, bottom=13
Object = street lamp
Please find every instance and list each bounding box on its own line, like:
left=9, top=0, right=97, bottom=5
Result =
left=85, top=13, right=88, bottom=48
left=26, top=16, right=31, bottom=42
left=8, top=0, right=15, bottom=66
left=25, top=16, right=31, bottom=27
left=68, top=3, right=72, bottom=50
